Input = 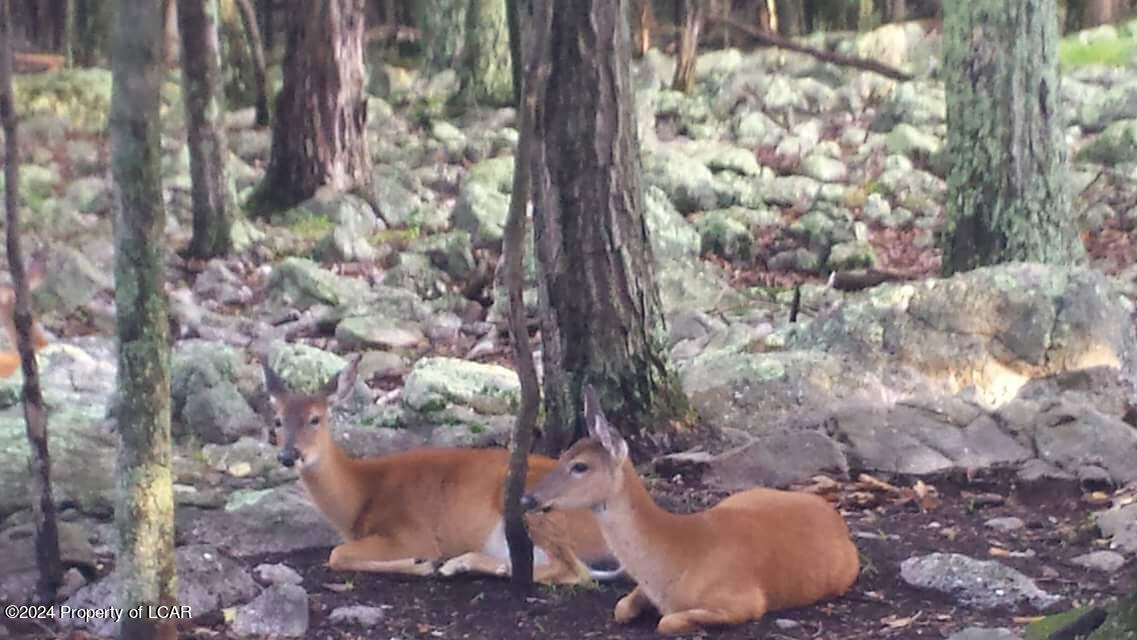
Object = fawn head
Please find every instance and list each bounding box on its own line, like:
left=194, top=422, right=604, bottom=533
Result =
left=262, top=354, right=360, bottom=470
left=522, top=384, right=629, bottom=513
left=0, top=256, right=47, bottom=310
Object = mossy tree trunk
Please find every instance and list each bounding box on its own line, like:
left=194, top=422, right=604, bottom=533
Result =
left=249, top=0, right=370, bottom=217
left=941, top=0, right=1081, bottom=275
left=0, top=0, right=63, bottom=604
left=414, top=0, right=466, bottom=72
left=671, top=0, right=704, bottom=94
left=457, top=0, right=512, bottom=106
left=178, top=0, right=234, bottom=259
left=109, top=0, right=177, bottom=637
left=532, top=0, right=690, bottom=454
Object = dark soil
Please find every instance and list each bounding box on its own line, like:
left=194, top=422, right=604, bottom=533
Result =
left=12, top=465, right=1128, bottom=640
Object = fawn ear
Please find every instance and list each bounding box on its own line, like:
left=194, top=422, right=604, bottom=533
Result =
left=25, top=256, right=47, bottom=291
left=262, top=359, right=288, bottom=402
left=322, top=353, right=362, bottom=406
left=583, top=384, right=627, bottom=463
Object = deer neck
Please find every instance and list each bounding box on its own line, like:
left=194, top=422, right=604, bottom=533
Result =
left=592, top=460, right=686, bottom=608
left=296, top=429, right=366, bottom=539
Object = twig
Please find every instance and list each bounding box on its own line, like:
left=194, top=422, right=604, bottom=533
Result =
left=713, top=17, right=915, bottom=82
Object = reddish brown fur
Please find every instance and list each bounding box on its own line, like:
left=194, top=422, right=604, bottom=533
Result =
left=0, top=260, right=49, bottom=378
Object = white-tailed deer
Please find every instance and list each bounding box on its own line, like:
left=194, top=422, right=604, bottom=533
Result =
left=262, top=355, right=622, bottom=584
left=0, top=259, right=50, bottom=378
left=522, top=385, right=860, bottom=635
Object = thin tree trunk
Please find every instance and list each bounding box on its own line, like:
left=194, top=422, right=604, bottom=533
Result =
left=776, top=0, right=805, bottom=34
left=671, top=0, right=704, bottom=93
left=942, top=0, right=1081, bottom=274
left=757, top=0, right=774, bottom=32
left=257, top=0, right=273, bottom=54
left=1084, top=0, right=1120, bottom=26
left=506, top=0, right=521, bottom=107
left=502, top=0, right=550, bottom=585
left=61, top=0, right=73, bottom=66
left=414, top=0, right=467, bottom=72
left=162, top=0, right=180, bottom=68
left=249, top=0, right=371, bottom=217
left=0, top=0, right=63, bottom=605
left=233, top=0, right=270, bottom=127
left=178, top=0, right=233, bottom=259
left=458, top=0, right=513, bottom=106
left=634, top=0, right=654, bottom=56
left=110, top=0, right=177, bottom=636
left=533, top=0, right=691, bottom=454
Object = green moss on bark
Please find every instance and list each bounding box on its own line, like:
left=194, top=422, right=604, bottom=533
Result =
left=457, top=0, right=512, bottom=107
left=941, top=0, right=1083, bottom=275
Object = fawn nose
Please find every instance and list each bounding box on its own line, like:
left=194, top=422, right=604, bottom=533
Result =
left=277, top=448, right=297, bottom=468
left=520, top=495, right=538, bottom=512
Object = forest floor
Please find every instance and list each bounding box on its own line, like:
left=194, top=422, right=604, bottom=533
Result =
left=123, top=467, right=1133, bottom=640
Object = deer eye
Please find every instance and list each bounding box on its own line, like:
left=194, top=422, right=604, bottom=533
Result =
left=308, top=415, right=321, bottom=427
left=273, top=417, right=283, bottom=429
left=570, top=462, right=589, bottom=474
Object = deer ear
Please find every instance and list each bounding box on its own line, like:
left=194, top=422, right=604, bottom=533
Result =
left=324, top=353, right=362, bottom=405
left=25, top=256, right=47, bottom=291
left=262, top=360, right=287, bottom=398
left=583, top=385, right=627, bottom=463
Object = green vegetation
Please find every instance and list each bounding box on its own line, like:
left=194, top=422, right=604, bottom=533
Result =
left=1059, top=36, right=1137, bottom=68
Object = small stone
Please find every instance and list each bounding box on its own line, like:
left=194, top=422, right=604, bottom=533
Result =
left=55, top=568, right=87, bottom=601
left=329, top=605, right=386, bottom=626
left=985, top=517, right=1025, bottom=533
left=232, top=583, right=309, bottom=638
left=900, top=552, right=1060, bottom=611
left=774, top=618, right=800, bottom=630
left=1070, top=550, right=1127, bottom=573
left=945, top=627, right=1021, bottom=640
left=253, top=563, right=304, bottom=586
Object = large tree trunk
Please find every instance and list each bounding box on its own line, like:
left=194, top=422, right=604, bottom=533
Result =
left=249, top=0, right=370, bottom=217
left=233, top=0, right=270, bottom=127
left=532, top=0, right=690, bottom=454
left=941, top=0, right=1081, bottom=275
left=458, top=0, right=512, bottom=106
left=414, top=0, right=467, bottom=72
left=1083, top=0, right=1120, bottom=26
left=178, top=0, right=234, bottom=259
left=109, top=0, right=178, bottom=638
left=0, top=0, right=63, bottom=604
left=671, top=0, right=704, bottom=93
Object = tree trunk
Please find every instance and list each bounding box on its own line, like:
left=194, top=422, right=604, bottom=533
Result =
left=0, top=0, right=64, bottom=605
left=1084, top=0, right=1120, bottom=26
left=757, top=0, right=774, bottom=32
left=163, top=0, right=180, bottom=67
left=414, top=0, right=467, bottom=72
left=775, top=0, right=806, bottom=35
left=110, top=0, right=178, bottom=637
left=233, top=0, right=270, bottom=127
left=249, top=0, right=370, bottom=217
left=61, top=0, right=73, bottom=66
left=671, top=0, right=704, bottom=93
left=883, top=0, right=907, bottom=22
left=178, top=0, right=234, bottom=259
left=501, top=0, right=550, bottom=585
left=633, top=0, right=654, bottom=56
left=75, top=0, right=113, bottom=67
left=506, top=0, right=521, bottom=106
left=941, top=0, right=1081, bottom=275
left=257, top=0, right=273, bottom=54
left=458, top=0, right=513, bottom=106
left=1088, top=591, right=1137, bottom=639
left=532, top=0, right=691, bottom=454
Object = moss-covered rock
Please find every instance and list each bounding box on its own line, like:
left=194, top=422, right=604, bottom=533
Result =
left=401, top=356, right=520, bottom=416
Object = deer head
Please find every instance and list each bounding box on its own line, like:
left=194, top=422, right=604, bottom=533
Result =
left=262, top=354, right=360, bottom=470
left=522, top=384, right=629, bottom=513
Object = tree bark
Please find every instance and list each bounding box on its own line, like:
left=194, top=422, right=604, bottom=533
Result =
left=942, top=0, right=1081, bottom=275
left=162, top=0, right=180, bottom=67
left=249, top=0, right=370, bottom=217
left=256, top=0, right=273, bottom=54
left=532, top=0, right=690, bottom=454
left=233, top=0, right=270, bottom=127
left=775, top=0, right=806, bottom=35
left=458, top=0, right=513, bottom=106
left=0, top=0, right=63, bottom=605
left=1083, top=0, right=1120, bottom=26
left=414, top=0, right=467, bottom=72
left=633, top=0, right=654, bottom=56
left=506, top=0, right=521, bottom=106
left=1087, top=591, right=1137, bottom=638
left=109, top=0, right=177, bottom=637
left=178, top=0, right=234, bottom=259
left=671, top=0, right=704, bottom=93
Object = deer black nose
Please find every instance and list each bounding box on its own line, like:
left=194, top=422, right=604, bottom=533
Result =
left=277, top=448, right=297, bottom=467
left=520, top=495, right=538, bottom=512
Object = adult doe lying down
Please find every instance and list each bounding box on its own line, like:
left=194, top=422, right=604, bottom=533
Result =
left=262, top=355, right=622, bottom=585
left=522, top=385, right=860, bottom=635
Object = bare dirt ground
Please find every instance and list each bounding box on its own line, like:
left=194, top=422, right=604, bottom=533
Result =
left=11, top=464, right=1127, bottom=640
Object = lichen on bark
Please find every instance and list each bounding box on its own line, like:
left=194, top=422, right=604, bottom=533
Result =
left=458, top=0, right=513, bottom=107
left=941, top=0, right=1083, bottom=275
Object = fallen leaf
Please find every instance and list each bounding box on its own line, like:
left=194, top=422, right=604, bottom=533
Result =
left=1084, top=491, right=1111, bottom=506
left=323, top=582, right=354, bottom=593
left=221, top=607, right=236, bottom=624
left=989, top=546, right=1011, bottom=558
left=227, top=462, right=252, bottom=478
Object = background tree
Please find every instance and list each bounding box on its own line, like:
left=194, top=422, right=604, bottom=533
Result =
left=671, top=0, right=705, bottom=93
left=532, top=0, right=690, bottom=454
left=178, top=0, right=234, bottom=259
left=941, top=0, right=1082, bottom=275
left=413, top=0, right=466, bottom=72
left=248, top=0, right=370, bottom=216
left=457, top=0, right=513, bottom=106
left=233, top=0, right=270, bottom=127
left=0, top=0, right=63, bottom=604
left=110, top=0, right=178, bottom=637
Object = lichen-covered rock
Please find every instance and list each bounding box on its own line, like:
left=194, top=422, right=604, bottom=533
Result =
left=177, top=485, right=340, bottom=557
left=900, top=553, right=1060, bottom=611
left=0, top=521, right=96, bottom=605
left=451, top=181, right=510, bottom=249
left=402, top=356, right=519, bottom=416
left=408, top=230, right=476, bottom=281
left=334, top=316, right=426, bottom=351
left=641, top=147, right=726, bottom=213
left=231, top=583, right=310, bottom=638
left=381, top=252, right=451, bottom=300
left=644, top=186, right=701, bottom=260
left=695, top=209, right=753, bottom=261
left=172, top=341, right=260, bottom=444
left=798, top=154, right=848, bottom=183
left=31, top=245, right=112, bottom=316
left=827, top=240, right=877, bottom=270
left=265, top=257, right=367, bottom=310
left=1077, top=119, right=1137, bottom=164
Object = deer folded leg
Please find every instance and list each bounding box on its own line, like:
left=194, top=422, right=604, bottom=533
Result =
left=614, top=585, right=652, bottom=624
left=327, top=535, right=438, bottom=576
left=655, top=590, right=767, bottom=635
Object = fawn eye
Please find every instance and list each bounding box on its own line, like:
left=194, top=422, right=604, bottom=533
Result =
left=308, top=415, right=321, bottom=427
left=273, top=417, right=283, bottom=429
left=570, top=462, right=589, bottom=474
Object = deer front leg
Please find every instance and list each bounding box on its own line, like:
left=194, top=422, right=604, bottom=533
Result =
left=614, top=585, right=652, bottom=624
left=327, top=535, right=438, bottom=576
left=655, top=590, right=768, bottom=635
